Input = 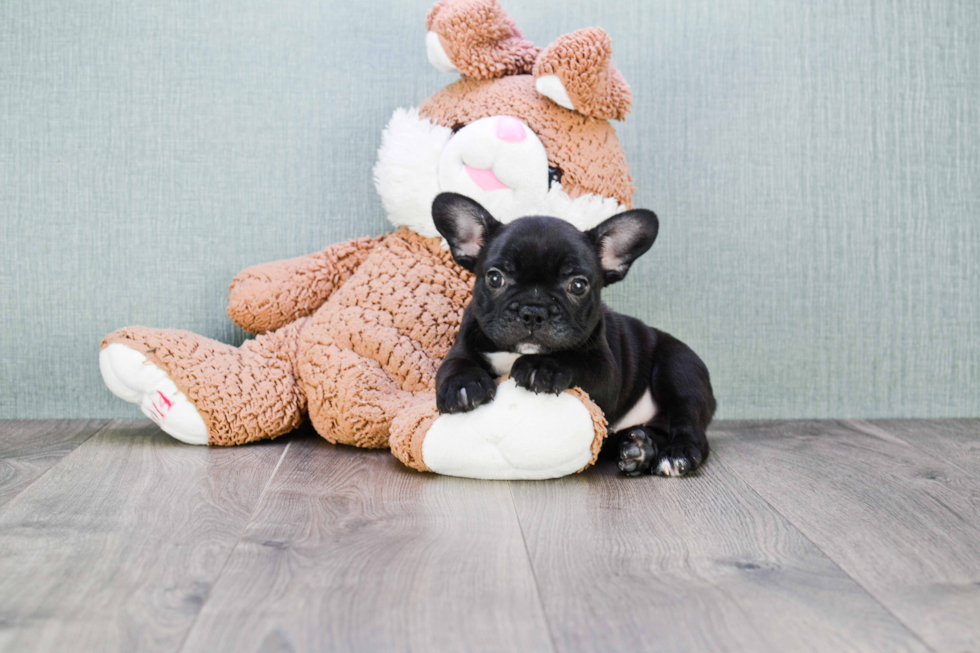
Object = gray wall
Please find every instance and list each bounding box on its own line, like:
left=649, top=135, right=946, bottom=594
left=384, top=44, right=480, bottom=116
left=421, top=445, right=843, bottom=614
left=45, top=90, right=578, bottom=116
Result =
left=2, top=0, right=978, bottom=420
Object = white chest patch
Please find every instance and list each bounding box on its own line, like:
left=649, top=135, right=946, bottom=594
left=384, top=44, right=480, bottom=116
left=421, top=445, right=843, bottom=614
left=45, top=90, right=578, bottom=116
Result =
left=610, top=389, right=658, bottom=432
left=483, top=352, right=522, bottom=376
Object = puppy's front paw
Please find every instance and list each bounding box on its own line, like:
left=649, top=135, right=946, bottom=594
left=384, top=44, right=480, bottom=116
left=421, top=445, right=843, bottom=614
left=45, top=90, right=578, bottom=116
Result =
left=511, top=355, right=574, bottom=395
left=617, top=427, right=657, bottom=477
left=436, top=368, right=496, bottom=414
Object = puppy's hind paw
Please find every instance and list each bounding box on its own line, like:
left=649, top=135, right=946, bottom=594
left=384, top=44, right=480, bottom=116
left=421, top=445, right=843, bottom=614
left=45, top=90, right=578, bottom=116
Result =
left=653, top=443, right=705, bottom=477
left=617, top=427, right=657, bottom=477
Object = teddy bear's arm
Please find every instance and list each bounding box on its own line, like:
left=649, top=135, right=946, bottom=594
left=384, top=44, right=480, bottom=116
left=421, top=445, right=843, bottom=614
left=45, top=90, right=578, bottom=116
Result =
left=227, top=235, right=383, bottom=334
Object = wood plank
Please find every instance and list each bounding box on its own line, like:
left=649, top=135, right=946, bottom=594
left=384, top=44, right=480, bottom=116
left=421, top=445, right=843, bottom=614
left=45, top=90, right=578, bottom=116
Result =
left=0, top=419, right=287, bottom=653
left=851, top=419, right=980, bottom=479
left=0, top=420, right=108, bottom=508
left=712, top=420, right=980, bottom=653
left=179, top=436, right=554, bottom=653
left=511, top=458, right=927, bottom=653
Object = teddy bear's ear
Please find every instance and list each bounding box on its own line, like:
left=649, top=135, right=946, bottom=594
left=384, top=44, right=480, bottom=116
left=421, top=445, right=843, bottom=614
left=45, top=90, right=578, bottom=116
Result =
left=532, top=27, right=632, bottom=121
left=425, top=0, right=539, bottom=79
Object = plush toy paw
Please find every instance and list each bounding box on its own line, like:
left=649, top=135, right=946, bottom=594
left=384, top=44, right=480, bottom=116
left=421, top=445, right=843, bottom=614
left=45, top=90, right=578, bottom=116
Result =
left=510, top=355, right=573, bottom=395
left=99, top=343, right=208, bottom=445
left=391, top=379, right=607, bottom=480
left=617, top=427, right=658, bottom=477
left=436, top=367, right=496, bottom=414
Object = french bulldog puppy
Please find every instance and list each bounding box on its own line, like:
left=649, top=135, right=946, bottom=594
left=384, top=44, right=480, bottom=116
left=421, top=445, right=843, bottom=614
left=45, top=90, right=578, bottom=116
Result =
left=432, top=193, right=716, bottom=477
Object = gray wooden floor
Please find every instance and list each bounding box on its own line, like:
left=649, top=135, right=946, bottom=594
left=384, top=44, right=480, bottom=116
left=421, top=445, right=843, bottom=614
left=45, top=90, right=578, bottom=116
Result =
left=0, top=420, right=978, bottom=653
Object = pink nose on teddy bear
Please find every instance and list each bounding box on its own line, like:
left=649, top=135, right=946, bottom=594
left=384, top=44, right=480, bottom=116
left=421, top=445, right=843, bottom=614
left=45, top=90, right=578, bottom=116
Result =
left=495, top=116, right=526, bottom=143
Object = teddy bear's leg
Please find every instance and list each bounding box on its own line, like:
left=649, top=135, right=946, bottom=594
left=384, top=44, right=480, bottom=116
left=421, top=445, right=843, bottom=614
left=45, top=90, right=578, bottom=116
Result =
left=389, top=379, right=608, bottom=480
left=100, top=319, right=309, bottom=445
left=296, top=332, right=421, bottom=449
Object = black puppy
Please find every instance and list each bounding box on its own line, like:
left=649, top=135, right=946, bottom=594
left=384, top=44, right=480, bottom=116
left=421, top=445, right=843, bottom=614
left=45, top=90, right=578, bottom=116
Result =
left=432, top=193, right=716, bottom=477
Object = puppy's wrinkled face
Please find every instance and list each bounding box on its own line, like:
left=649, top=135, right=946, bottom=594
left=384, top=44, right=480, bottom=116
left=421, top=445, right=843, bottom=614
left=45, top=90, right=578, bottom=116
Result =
left=433, top=192, right=659, bottom=355
left=475, top=217, right=603, bottom=353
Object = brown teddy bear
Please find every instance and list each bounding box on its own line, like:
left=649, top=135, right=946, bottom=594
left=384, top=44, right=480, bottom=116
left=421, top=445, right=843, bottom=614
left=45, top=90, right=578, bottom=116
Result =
left=99, top=0, right=637, bottom=479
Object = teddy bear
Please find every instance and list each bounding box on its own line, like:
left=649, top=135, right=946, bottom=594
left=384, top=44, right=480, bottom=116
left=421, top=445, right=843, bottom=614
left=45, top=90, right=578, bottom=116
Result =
left=99, top=0, right=638, bottom=479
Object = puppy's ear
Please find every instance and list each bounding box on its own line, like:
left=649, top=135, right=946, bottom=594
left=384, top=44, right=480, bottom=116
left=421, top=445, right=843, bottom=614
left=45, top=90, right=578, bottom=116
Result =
left=432, top=193, right=502, bottom=271
left=587, top=209, right=659, bottom=285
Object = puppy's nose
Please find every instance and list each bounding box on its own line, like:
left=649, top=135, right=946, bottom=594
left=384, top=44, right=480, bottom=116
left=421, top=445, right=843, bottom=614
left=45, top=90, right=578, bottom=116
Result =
left=496, top=116, right=526, bottom=143
left=518, top=305, right=548, bottom=328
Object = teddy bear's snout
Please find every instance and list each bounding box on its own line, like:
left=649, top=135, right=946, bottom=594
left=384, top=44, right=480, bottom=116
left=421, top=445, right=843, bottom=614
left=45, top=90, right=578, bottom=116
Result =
left=437, top=115, right=551, bottom=219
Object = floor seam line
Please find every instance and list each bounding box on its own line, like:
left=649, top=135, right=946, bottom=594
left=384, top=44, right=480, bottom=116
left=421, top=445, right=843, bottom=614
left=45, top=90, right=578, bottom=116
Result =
left=711, top=446, right=939, bottom=653
left=173, top=438, right=292, bottom=653
left=508, top=482, right=560, bottom=653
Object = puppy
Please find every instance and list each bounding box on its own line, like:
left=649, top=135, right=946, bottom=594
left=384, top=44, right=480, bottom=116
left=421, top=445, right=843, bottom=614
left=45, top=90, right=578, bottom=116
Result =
left=432, top=193, right=716, bottom=477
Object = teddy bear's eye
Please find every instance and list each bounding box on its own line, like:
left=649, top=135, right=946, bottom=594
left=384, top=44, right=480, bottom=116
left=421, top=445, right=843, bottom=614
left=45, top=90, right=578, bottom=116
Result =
left=548, top=166, right=563, bottom=188
left=451, top=122, right=466, bottom=134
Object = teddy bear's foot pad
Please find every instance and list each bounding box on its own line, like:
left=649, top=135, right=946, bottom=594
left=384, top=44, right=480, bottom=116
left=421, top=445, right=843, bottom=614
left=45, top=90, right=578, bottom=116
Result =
left=99, top=343, right=208, bottom=445
left=422, top=379, right=598, bottom=480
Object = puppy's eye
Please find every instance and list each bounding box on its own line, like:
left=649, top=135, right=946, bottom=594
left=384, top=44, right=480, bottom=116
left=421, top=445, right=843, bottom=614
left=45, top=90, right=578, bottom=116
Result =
left=568, top=277, right=589, bottom=296
left=486, top=269, right=505, bottom=289
left=548, top=166, right=563, bottom=188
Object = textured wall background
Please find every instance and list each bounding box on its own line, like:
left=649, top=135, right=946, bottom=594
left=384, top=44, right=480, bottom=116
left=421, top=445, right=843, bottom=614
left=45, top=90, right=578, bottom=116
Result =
left=1, top=0, right=977, bottom=419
